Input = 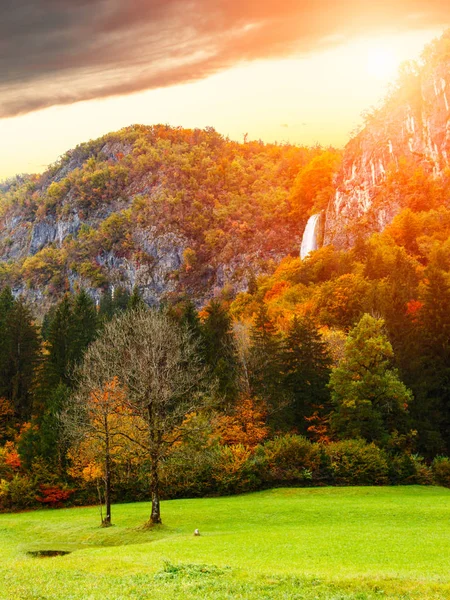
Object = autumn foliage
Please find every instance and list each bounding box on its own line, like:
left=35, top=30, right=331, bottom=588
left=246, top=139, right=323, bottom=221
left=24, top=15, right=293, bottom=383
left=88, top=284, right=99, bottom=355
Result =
left=213, top=396, right=269, bottom=450
left=35, top=484, right=74, bottom=507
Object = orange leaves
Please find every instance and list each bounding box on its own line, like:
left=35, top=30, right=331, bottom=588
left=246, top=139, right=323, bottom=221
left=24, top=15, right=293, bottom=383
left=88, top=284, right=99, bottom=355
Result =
left=0, top=398, right=14, bottom=440
left=89, top=377, right=128, bottom=414
left=0, top=398, right=13, bottom=420
left=264, top=280, right=290, bottom=302
left=182, top=247, right=197, bottom=271
left=406, top=299, right=424, bottom=321
left=216, top=445, right=252, bottom=476
left=82, top=462, right=103, bottom=482
left=213, top=396, right=269, bottom=450
left=305, top=409, right=332, bottom=444
left=69, top=377, right=145, bottom=484
left=4, top=442, right=21, bottom=470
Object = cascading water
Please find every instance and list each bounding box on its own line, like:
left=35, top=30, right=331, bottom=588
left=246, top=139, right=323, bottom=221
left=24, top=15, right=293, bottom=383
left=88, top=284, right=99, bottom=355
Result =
left=300, top=213, right=321, bottom=259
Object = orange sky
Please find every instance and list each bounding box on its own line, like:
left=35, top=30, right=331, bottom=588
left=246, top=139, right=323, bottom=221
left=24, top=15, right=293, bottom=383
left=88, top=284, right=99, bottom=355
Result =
left=0, top=24, right=446, bottom=180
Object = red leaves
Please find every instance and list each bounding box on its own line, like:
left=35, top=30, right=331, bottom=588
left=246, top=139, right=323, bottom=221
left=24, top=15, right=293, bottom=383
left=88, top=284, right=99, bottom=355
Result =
left=35, top=485, right=74, bottom=508
left=406, top=299, right=424, bottom=322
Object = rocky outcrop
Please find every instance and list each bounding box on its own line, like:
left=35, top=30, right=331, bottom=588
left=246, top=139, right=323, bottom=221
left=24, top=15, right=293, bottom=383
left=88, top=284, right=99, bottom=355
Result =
left=324, top=51, right=450, bottom=248
left=29, top=214, right=81, bottom=255
left=96, top=229, right=186, bottom=306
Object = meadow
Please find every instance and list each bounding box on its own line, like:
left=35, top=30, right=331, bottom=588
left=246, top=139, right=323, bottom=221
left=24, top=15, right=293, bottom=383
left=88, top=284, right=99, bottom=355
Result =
left=1, top=486, right=450, bottom=600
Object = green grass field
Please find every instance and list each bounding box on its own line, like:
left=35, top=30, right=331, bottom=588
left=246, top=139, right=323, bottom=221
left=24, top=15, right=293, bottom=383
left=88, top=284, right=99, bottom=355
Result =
left=1, top=486, right=449, bottom=599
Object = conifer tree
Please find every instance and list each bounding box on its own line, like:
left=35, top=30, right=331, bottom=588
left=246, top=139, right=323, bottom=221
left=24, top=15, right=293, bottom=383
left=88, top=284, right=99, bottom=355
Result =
left=45, top=294, right=74, bottom=387
left=128, top=286, right=146, bottom=310
left=249, top=304, right=283, bottom=409
left=282, top=316, right=331, bottom=434
left=71, top=290, right=99, bottom=364
left=202, top=300, right=238, bottom=404
left=415, top=267, right=450, bottom=453
left=0, top=287, right=15, bottom=401
left=0, top=296, right=40, bottom=420
left=179, top=299, right=205, bottom=355
left=99, top=289, right=114, bottom=321
left=112, top=286, right=130, bottom=313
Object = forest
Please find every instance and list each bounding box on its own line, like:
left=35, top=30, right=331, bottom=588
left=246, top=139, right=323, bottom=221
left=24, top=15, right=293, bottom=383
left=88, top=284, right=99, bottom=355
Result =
left=1, top=171, right=450, bottom=517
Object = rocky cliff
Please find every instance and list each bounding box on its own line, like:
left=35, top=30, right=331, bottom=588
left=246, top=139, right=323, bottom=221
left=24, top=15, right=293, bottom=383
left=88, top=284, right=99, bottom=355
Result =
left=324, top=32, right=450, bottom=248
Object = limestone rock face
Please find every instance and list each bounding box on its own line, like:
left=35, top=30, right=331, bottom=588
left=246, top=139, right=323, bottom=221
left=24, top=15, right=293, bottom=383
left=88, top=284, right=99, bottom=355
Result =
left=29, top=214, right=81, bottom=255
left=324, top=56, right=450, bottom=248
left=96, top=229, right=186, bottom=306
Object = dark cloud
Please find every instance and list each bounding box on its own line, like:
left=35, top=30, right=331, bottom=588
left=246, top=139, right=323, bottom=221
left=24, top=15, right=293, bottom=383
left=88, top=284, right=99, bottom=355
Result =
left=1, top=0, right=449, bottom=118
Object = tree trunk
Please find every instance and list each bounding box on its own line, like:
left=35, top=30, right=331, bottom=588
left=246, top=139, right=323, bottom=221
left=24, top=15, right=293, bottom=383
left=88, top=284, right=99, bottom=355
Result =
left=104, top=451, right=112, bottom=525
left=103, top=422, right=112, bottom=526
left=150, top=450, right=161, bottom=525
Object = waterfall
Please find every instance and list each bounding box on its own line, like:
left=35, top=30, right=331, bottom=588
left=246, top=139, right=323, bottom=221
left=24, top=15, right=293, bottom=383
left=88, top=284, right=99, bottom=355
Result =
left=300, top=213, right=321, bottom=260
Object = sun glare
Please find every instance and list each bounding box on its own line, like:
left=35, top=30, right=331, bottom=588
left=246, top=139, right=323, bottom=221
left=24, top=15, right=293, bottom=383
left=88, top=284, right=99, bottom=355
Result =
left=366, top=45, right=399, bottom=81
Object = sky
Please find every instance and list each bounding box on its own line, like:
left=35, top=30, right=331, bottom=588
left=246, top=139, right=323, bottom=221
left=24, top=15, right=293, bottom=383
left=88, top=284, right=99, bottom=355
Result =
left=1, top=1, right=449, bottom=180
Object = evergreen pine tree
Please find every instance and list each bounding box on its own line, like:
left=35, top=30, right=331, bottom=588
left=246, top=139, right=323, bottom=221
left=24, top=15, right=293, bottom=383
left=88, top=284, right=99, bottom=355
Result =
left=71, top=290, right=99, bottom=364
left=282, top=316, right=331, bottom=434
left=180, top=300, right=204, bottom=347
left=4, top=298, right=40, bottom=420
left=128, top=286, right=146, bottom=310
left=416, top=267, right=450, bottom=453
left=44, top=294, right=74, bottom=388
left=329, top=314, right=412, bottom=446
left=113, top=286, right=130, bottom=313
left=202, top=300, right=238, bottom=404
left=99, top=288, right=114, bottom=321
left=249, top=304, right=284, bottom=409
left=0, top=287, right=15, bottom=401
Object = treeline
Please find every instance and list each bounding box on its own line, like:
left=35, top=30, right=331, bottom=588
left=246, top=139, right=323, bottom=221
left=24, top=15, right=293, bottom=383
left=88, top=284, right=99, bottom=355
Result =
left=1, top=272, right=450, bottom=515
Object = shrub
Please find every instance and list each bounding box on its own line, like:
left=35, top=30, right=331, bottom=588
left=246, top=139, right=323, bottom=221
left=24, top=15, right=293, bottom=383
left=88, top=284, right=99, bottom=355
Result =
left=212, top=444, right=261, bottom=494
left=325, top=439, right=389, bottom=485
left=257, top=434, right=321, bottom=485
left=388, top=453, right=418, bottom=484
left=409, top=455, right=433, bottom=485
left=0, top=442, right=21, bottom=479
left=0, top=475, right=37, bottom=510
left=432, top=456, right=450, bottom=487
left=160, top=444, right=220, bottom=498
left=35, top=484, right=74, bottom=508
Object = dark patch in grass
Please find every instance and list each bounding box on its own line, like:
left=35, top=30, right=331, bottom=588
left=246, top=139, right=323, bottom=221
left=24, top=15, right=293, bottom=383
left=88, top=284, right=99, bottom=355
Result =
left=27, top=550, right=71, bottom=558
left=154, top=560, right=230, bottom=581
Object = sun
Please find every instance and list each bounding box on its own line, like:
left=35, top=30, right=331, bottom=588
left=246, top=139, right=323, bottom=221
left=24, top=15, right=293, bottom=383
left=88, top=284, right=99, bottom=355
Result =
left=366, top=45, right=399, bottom=81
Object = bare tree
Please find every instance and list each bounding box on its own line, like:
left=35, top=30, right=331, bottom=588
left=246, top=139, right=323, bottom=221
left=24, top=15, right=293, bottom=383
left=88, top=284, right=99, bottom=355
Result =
left=72, top=307, right=212, bottom=526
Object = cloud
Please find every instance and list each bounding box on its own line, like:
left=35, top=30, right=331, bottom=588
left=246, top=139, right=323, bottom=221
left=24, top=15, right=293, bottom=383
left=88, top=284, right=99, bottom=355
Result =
left=1, top=0, right=449, bottom=118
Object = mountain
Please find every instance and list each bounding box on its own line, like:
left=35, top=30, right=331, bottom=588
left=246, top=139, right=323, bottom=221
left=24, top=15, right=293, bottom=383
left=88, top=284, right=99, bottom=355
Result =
left=324, top=30, right=450, bottom=248
left=2, top=31, right=450, bottom=311
left=0, top=126, right=333, bottom=311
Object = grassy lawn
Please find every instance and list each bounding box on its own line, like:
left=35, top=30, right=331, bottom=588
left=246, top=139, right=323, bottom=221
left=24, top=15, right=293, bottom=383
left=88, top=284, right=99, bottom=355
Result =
left=1, top=486, right=450, bottom=599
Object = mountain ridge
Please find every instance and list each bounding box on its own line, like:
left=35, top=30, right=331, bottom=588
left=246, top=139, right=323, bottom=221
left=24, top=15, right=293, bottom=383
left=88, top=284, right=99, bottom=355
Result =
left=0, top=125, right=332, bottom=312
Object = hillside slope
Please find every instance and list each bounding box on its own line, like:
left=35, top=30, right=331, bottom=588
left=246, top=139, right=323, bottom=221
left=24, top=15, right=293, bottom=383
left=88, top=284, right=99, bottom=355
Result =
left=0, top=126, right=328, bottom=310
